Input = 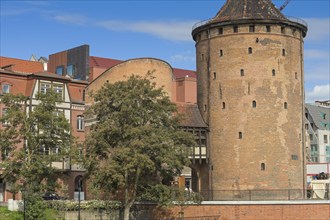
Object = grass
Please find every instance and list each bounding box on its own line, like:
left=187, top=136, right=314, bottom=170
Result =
left=0, top=206, right=61, bottom=220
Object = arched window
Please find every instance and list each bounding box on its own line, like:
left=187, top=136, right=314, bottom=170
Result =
left=282, top=49, right=286, bottom=56
left=240, top=69, right=244, bottom=76
left=74, top=175, right=83, bottom=191
left=77, top=115, right=84, bottom=131
left=248, top=47, right=253, bottom=54
left=261, top=163, right=266, bottom=170
left=252, top=100, right=257, bottom=108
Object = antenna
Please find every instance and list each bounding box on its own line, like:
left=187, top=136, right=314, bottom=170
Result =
left=279, top=0, right=290, bottom=11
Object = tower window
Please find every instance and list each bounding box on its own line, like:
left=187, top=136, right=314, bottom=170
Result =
left=282, top=49, right=286, bottom=56
left=206, top=30, right=209, bottom=38
left=218, top=28, right=223, bottom=35
left=252, top=100, right=257, bottom=108
left=2, top=84, right=10, bottom=94
left=249, top=25, right=255, bottom=32
left=266, top=25, right=271, bottom=32
left=272, top=69, right=276, bottom=76
left=233, top=25, right=238, bottom=33
left=240, top=69, right=244, bottom=76
left=222, top=102, right=226, bottom=109
left=281, top=27, right=285, bottom=34
left=82, top=89, right=86, bottom=102
left=295, top=72, right=298, bottom=79
left=201, top=54, right=204, bottom=61
left=248, top=47, right=252, bottom=54
left=198, top=34, right=201, bottom=41
left=261, top=163, right=266, bottom=171
left=284, top=102, right=288, bottom=109
left=213, top=72, right=216, bottom=80
left=219, top=49, right=223, bottom=57
left=77, top=115, right=84, bottom=131
left=238, top=132, right=243, bottom=139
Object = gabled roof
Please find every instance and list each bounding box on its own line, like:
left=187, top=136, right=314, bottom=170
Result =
left=0, top=56, right=44, bottom=73
left=173, top=68, right=196, bottom=79
left=306, top=104, right=330, bottom=131
left=89, top=56, right=122, bottom=68
left=210, top=0, right=287, bottom=24
left=177, top=103, right=208, bottom=128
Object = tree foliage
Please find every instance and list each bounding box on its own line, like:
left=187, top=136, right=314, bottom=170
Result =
left=0, top=90, right=74, bottom=219
left=85, top=74, right=196, bottom=219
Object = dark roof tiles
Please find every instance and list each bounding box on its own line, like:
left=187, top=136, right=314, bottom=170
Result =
left=177, top=103, right=208, bottom=128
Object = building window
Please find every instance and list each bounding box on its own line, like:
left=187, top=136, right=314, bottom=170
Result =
left=198, top=34, right=201, bottom=41
left=309, top=134, right=313, bottom=141
left=82, top=90, right=86, bottom=102
left=248, top=47, right=252, bottom=54
left=240, top=69, right=244, bottom=76
left=56, top=66, right=64, bottom=76
left=200, top=54, right=204, bottom=61
left=282, top=49, right=286, bottom=56
left=321, top=113, right=326, bottom=120
left=249, top=25, right=255, bottom=32
left=222, top=102, right=226, bottom=109
left=218, top=28, right=223, bottom=35
left=219, top=49, right=223, bottom=57
left=213, top=72, right=216, bottom=80
left=238, top=132, right=243, bottom=139
left=2, top=84, right=10, bottom=94
left=272, top=69, right=276, bottom=76
left=324, top=135, right=328, bottom=144
left=40, top=82, right=51, bottom=94
left=261, top=163, right=266, bottom=170
left=295, top=72, right=298, bottom=79
left=252, top=100, right=257, bottom=108
left=281, top=27, right=285, bottom=34
left=284, top=102, right=288, bottom=109
left=77, top=115, right=84, bottom=131
left=233, top=25, right=238, bottom=33
left=53, top=84, right=64, bottom=99
left=1, top=108, right=9, bottom=126
left=266, top=25, right=271, bottom=32
left=67, top=64, right=75, bottom=77
left=206, top=30, right=209, bottom=38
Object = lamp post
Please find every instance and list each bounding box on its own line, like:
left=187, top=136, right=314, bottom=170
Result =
left=78, top=177, right=82, bottom=220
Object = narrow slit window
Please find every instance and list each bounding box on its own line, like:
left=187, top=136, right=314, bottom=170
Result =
left=266, top=25, right=271, bottom=32
left=261, top=163, right=266, bottom=171
left=249, top=25, right=255, bottom=32
left=240, top=69, right=244, bottom=76
left=239, top=132, right=243, bottom=139
left=272, top=69, right=276, bottom=76
left=233, top=25, right=238, bottom=33
left=252, top=100, right=257, bottom=108
left=201, top=54, right=204, bottom=61
left=219, top=49, right=223, bottom=57
left=281, top=27, right=285, bottom=34
left=222, top=102, right=226, bottom=109
left=282, top=49, right=286, bottom=56
left=213, top=72, right=216, bottom=80
left=248, top=47, right=252, bottom=54
left=284, top=102, right=288, bottom=109
left=295, top=72, right=298, bottom=79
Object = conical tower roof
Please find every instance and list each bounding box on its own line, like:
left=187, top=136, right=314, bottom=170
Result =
left=210, top=0, right=287, bottom=23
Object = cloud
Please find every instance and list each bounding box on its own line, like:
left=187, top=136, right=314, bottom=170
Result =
left=97, top=20, right=197, bottom=41
left=170, top=51, right=195, bottom=62
left=0, top=8, right=34, bottom=16
left=52, top=14, right=87, bottom=25
left=304, top=18, right=330, bottom=41
left=305, top=84, right=330, bottom=103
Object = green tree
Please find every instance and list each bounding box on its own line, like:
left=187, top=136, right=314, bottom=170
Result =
left=85, top=74, right=196, bottom=220
left=0, top=90, right=74, bottom=219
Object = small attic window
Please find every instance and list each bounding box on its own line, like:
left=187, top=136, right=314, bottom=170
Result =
left=266, top=25, right=271, bottom=32
left=218, top=28, right=223, bottom=35
left=281, top=27, right=285, bottom=34
left=249, top=25, right=255, bottom=32
left=233, top=25, right=238, bottom=33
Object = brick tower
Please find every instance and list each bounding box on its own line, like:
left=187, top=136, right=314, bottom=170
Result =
left=192, top=0, right=308, bottom=200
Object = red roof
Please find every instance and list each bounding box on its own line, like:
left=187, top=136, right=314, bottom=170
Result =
left=0, top=56, right=44, bottom=73
left=89, top=56, right=122, bottom=68
left=173, top=68, right=196, bottom=79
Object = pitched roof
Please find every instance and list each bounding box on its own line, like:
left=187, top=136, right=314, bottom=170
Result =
left=210, top=0, right=287, bottom=24
left=306, top=104, right=330, bottom=131
left=89, top=56, right=122, bottom=68
left=173, top=68, right=196, bottom=79
left=177, top=103, right=208, bottom=128
left=0, top=56, right=44, bottom=73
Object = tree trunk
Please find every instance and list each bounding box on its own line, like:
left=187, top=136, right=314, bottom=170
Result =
left=123, top=205, right=131, bottom=220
